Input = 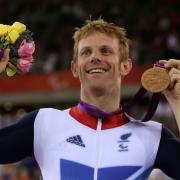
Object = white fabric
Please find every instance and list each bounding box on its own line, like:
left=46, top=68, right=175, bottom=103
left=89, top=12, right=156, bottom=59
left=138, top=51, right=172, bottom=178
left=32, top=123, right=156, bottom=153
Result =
left=34, top=108, right=162, bottom=180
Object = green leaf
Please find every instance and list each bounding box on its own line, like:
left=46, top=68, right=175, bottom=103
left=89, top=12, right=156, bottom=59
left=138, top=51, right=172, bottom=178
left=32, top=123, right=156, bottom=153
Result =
left=6, top=67, right=17, bottom=77
left=0, top=35, right=10, bottom=48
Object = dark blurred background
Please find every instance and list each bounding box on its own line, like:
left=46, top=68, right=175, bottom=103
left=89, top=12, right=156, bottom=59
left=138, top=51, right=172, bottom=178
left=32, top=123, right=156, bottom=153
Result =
left=0, top=0, right=179, bottom=179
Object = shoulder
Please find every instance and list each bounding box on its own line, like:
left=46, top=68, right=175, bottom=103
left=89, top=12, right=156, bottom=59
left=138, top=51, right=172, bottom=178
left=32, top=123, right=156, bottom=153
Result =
left=125, top=115, right=163, bottom=142
left=38, top=107, right=70, bottom=114
left=126, top=113, right=161, bottom=127
left=36, top=107, right=67, bottom=117
left=127, top=114, right=162, bottom=132
left=34, top=107, right=71, bottom=122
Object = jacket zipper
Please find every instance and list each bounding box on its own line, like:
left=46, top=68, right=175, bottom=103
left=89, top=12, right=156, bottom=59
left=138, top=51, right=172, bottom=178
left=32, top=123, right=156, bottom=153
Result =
left=94, top=118, right=102, bottom=180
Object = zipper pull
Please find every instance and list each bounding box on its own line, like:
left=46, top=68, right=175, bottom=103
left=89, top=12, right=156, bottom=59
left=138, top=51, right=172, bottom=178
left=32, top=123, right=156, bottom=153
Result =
left=97, top=118, right=102, bottom=131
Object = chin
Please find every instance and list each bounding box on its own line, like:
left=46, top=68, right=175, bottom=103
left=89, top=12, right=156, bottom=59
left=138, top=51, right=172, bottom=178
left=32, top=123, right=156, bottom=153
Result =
left=87, top=83, right=108, bottom=96
left=91, top=87, right=106, bottom=96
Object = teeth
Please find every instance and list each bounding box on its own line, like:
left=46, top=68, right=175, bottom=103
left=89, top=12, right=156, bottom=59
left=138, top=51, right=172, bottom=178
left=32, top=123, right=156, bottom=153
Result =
left=89, top=68, right=106, bottom=73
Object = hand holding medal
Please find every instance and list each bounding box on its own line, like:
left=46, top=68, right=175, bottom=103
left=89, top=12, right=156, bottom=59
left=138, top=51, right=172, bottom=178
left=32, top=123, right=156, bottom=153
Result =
left=141, top=61, right=170, bottom=93
left=159, top=59, right=180, bottom=102
left=138, top=59, right=180, bottom=122
left=124, top=60, right=173, bottom=121
left=140, top=61, right=171, bottom=121
left=0, top=22, right=35, bottom=76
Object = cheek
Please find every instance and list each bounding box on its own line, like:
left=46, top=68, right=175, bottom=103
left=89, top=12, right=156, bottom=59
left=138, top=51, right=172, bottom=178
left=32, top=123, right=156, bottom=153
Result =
left=78, top=57, right=89, bottom=70
left=76, top=61, right=86, bottom=77
left=112, top=58, right=121, bottom=71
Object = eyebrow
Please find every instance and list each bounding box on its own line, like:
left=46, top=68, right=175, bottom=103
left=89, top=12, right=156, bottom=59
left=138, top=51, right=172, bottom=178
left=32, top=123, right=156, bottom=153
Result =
left=80, top=45, right=113, bottom=52
left=100, top=45, right=113, bottom=49
left=80, top=46, right=91, bottom=51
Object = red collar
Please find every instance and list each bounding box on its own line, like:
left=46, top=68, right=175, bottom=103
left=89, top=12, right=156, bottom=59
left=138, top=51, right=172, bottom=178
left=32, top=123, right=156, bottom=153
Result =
left=69, top=106, right=129, bottom=130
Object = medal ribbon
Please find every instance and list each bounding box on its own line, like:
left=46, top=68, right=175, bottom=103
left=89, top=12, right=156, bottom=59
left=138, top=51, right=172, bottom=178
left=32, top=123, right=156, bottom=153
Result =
left=122, top=61, right=164, bottom=121
left=78, top=61, right=165, bottom=122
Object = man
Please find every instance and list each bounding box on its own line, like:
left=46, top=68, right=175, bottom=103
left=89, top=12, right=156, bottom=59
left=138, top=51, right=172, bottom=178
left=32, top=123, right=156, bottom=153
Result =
left=0, top=19, right=180, bottom=180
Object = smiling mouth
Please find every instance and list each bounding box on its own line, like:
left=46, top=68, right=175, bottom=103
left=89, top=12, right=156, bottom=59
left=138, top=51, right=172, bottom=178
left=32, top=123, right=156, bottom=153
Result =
left=87, top=68, right=108, bottom=74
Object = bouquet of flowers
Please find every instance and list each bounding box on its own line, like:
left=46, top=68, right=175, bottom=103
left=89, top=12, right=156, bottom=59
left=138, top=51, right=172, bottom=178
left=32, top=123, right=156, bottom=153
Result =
left=0, top=21, right=35, bottom=76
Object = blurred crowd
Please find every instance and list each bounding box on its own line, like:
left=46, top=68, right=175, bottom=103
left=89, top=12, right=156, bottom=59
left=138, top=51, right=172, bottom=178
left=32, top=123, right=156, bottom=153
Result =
left=0, top=0, right=180, bottom=179
left=0, top=159, right=40, bottom=180
left=0, top=0, right=180, bottom=73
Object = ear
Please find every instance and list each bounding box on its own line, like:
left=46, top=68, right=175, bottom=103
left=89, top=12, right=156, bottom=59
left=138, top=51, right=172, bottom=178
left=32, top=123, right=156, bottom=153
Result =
left=119, top=58, right=132, bottom=76
left=71, top=61, right=79, bottom=78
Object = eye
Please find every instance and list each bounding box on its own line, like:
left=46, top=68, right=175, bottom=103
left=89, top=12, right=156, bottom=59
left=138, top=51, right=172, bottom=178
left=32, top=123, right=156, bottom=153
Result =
left=80, top=48, right=91, bottom=57
left=101, top=46, right=113, bottom=55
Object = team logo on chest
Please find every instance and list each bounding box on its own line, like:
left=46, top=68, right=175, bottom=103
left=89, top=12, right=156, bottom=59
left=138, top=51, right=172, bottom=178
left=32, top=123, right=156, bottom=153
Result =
left=66, top=135, right=86, bottom=147
left=117, top=132, right=132, bottom=152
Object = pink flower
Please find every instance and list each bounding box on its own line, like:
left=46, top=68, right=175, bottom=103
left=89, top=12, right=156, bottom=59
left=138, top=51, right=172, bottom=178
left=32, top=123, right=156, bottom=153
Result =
left=17, top=40, right=35, bottom=73
left=17, top=56, right=33, bottom=73
left=18, top=40, right=35, bottom=58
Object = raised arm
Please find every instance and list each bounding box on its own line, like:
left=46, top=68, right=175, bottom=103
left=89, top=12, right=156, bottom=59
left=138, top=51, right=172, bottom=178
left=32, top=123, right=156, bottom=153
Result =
left=159, top=59, right=180, bottom=132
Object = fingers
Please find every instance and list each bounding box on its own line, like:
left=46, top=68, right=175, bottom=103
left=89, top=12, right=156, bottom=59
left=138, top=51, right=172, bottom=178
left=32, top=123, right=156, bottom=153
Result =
left=0, top=49, right=10, bottom=74
left=159, top=59, right=180, bottom=69
left=159, top=59, right=180, bottom=90
left=158, top=60, right=167, bottom=64
left=167, top=67, right=180, bottom=90
left=168, top=72, right=180, bottom=89
left=2, top=48, right=10, bottom=62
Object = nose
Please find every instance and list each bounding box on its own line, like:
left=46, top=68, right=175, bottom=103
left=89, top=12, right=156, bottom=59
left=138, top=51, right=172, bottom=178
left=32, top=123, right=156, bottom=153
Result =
left=91, top=57, right=101, bottom=63
left=90, top=50, right=101, bottom=63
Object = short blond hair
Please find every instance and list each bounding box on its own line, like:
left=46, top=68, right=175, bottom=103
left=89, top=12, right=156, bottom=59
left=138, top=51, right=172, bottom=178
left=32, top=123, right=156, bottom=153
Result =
left=72, top=18, right=129, bottom=62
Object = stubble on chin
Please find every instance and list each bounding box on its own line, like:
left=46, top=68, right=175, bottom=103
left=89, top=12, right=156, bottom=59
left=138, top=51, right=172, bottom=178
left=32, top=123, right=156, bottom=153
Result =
left=89, top=86, right=107, bottom=97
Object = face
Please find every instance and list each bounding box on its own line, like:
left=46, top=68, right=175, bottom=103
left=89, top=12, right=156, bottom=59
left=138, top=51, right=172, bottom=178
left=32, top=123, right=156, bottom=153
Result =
left=71, top=32, right=131, bottom=94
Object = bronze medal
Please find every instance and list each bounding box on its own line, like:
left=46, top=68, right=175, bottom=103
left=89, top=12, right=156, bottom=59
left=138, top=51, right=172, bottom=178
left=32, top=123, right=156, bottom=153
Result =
left=141, top=66, right=170, bottom=93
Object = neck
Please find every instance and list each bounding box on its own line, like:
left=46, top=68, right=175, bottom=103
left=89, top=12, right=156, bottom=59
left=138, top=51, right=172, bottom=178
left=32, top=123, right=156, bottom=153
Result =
left=80, top=86, right=120, bottom=113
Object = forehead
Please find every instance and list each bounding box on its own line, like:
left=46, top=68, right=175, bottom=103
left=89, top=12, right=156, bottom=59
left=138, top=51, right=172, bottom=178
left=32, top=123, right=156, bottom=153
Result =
left=78, top=32, right=119, bottom=51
